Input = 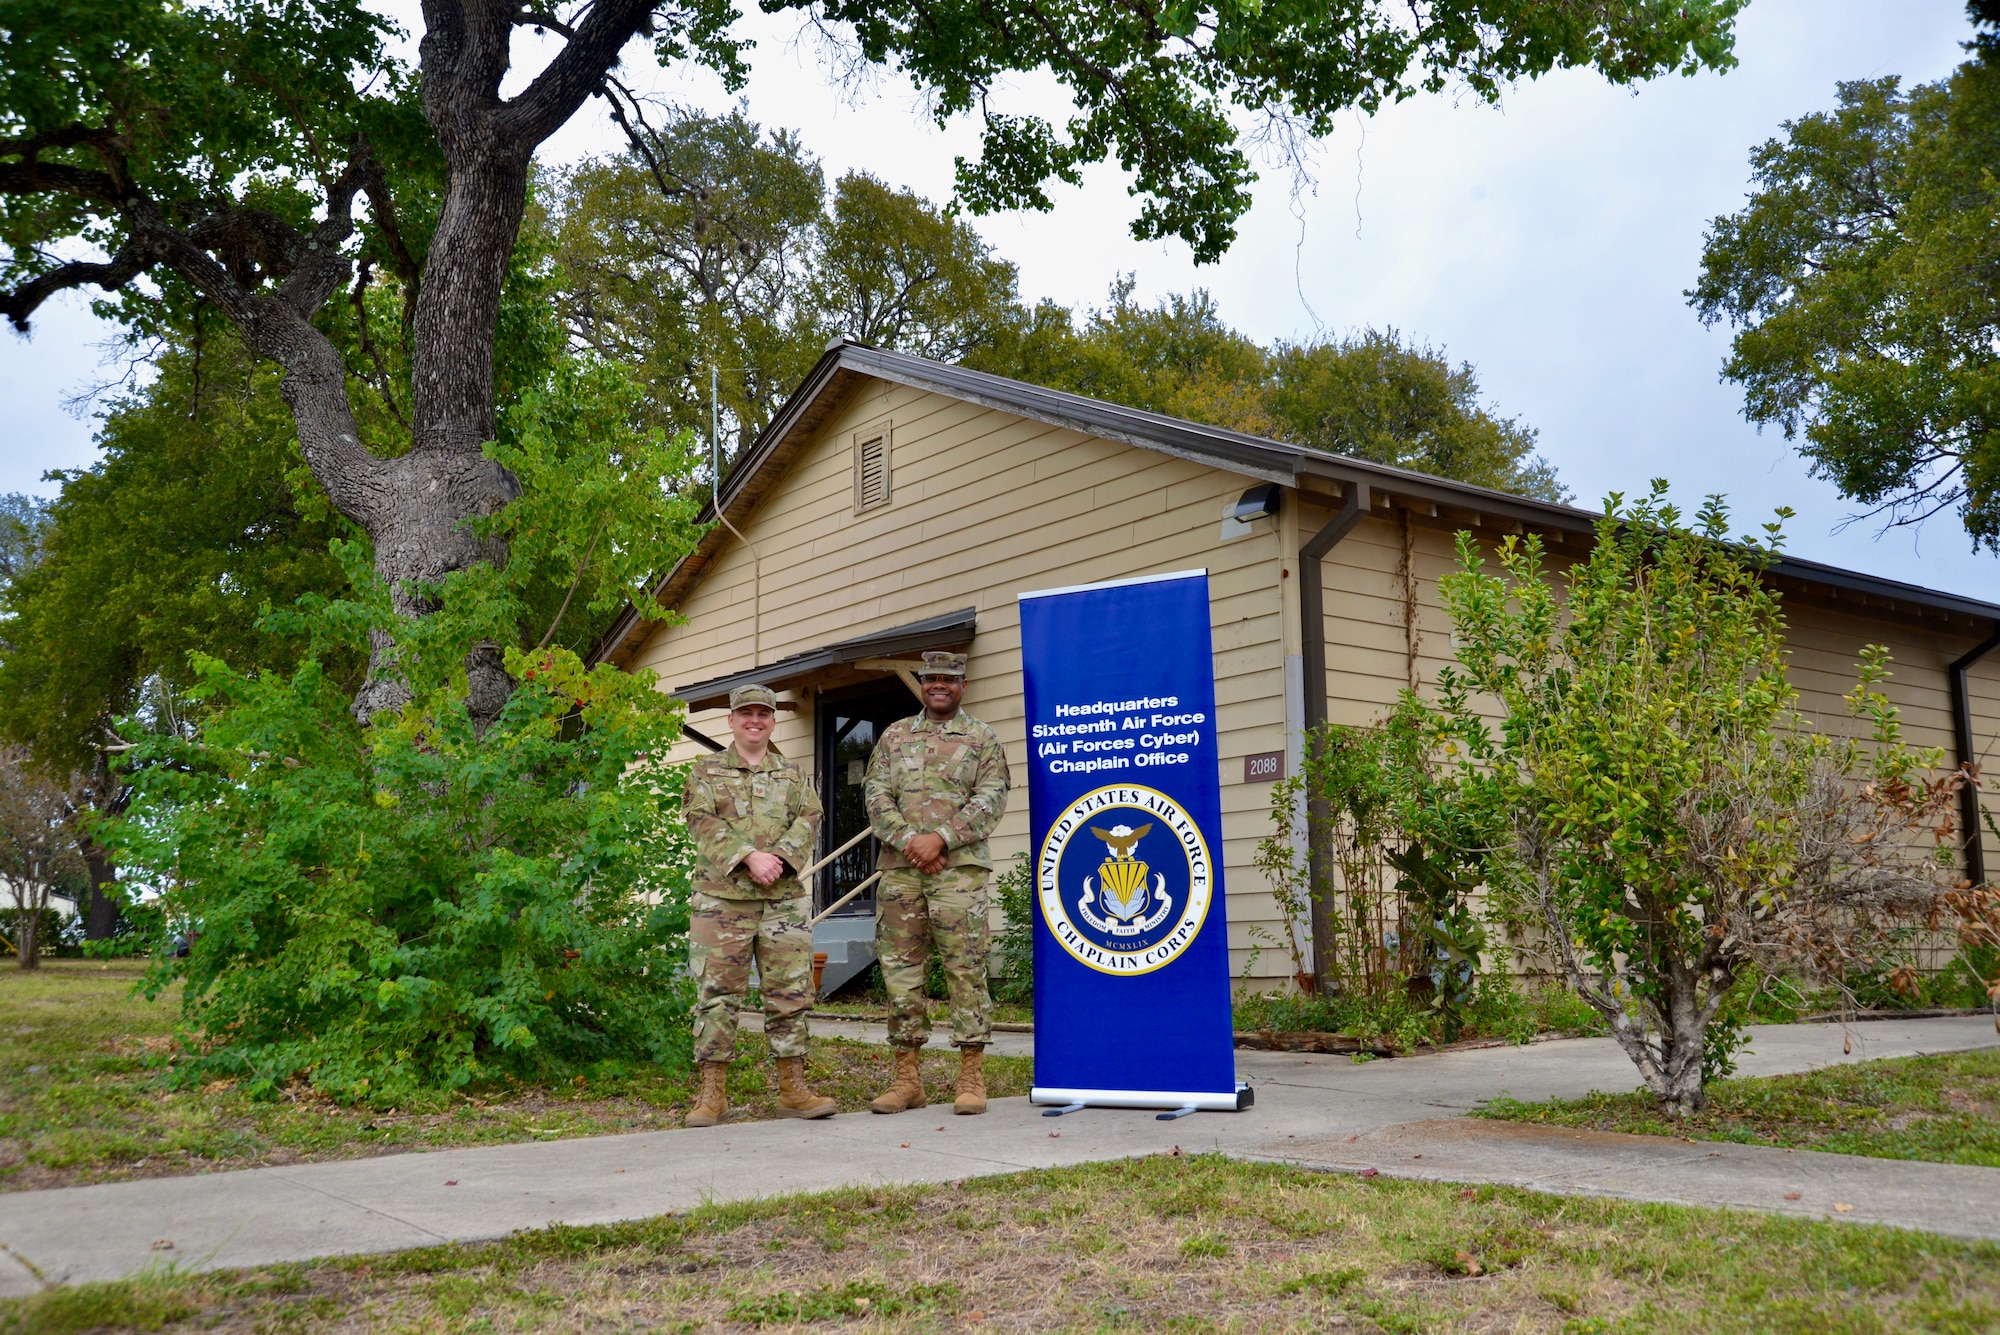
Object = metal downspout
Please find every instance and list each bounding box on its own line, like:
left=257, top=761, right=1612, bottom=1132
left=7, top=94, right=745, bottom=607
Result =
left=1298, top=480, right=1371, bottom=993
left=1949, top=621, right=2000, bottom=885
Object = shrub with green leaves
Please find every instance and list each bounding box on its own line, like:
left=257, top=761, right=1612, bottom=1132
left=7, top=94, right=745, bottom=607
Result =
left=110, top=359, right=705, bottom=1105
left=992, top=853, right=1035, bottom=1004
left=1426, top=484, right=1965, bottom=1116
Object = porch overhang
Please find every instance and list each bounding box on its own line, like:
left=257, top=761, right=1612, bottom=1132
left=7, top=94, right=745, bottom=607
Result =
left=670, top=607, right=978, bottom=711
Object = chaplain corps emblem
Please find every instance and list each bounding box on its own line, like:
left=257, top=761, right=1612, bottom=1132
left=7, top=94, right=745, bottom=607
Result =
left=1038, top=784, right=1213, bottom=975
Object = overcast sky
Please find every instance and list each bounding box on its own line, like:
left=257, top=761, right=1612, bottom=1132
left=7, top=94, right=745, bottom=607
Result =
left=4, top=0, right=1989, bottom=599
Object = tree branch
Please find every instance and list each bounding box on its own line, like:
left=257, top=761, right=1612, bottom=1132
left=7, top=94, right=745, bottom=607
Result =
left=536, top=515, right=608, bottom=650
left=351, top=257, right=411, bottom=429
left=516, top=9, right=576, bottom=38
left=502, top=0, right=658, bottom=149
left=0, top=158, right=123, bottom=205
left=359, top=156, right=422, bottom=329
left=600, top=75, right=678, bottom=200
left=0, top=241, right=153, bottom=332
left=0, top=123, right=132, bottom=193
left=273, top=148, right=374, bottom=318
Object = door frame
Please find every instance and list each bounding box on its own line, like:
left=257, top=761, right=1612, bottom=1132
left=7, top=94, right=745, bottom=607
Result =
left=812, top=678, right=917, bottom=916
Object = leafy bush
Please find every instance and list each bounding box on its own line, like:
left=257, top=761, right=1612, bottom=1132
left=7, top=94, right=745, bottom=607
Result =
left=992, top=853, right=1034, bottom=1004
left=1425, top=485, right=1968, bottom=1114
left=110, top=361, right=705, bottom=1106
left=114, top=564, right=693, bottom=1104
left=1229, top=974, right=1601, bottom=1050
left=1255, top=706, right=1497, bottom=1042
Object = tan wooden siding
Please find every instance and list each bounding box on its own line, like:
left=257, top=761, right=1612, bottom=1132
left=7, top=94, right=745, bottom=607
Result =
left=632, top=375, right=2000, bottom=988
left=1307, top=504, right=2000, bottom=876
left=630, top=381, right=1300, bottom=977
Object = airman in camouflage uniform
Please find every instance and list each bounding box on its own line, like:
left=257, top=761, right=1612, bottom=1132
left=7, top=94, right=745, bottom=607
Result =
left=682, top=684, right=836, bottom=1126
left=863, top=650, right=1011, bottom=1115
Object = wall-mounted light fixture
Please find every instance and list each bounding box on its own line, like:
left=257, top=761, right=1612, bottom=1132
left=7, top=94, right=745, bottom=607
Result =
left=1220, top=483, right=1282, bottom=542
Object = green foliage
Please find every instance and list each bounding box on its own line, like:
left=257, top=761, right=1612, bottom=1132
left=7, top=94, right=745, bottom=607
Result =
left=111, top=557, right=695, bottom=1104
left=544, top=115, right=1020, bottom=457
left=105, top=375, right=706, bottom=1103
left=1429, top=486, right=1802, bottom=1099
left=1387, top=842, right=1487, bottom=1042
left=1691, top=9, right=2000, bottom=545
left=813, top=170, right=1022, bottom=362
left=1266, top=331, right=1568, bottom=502
left=0, top=334, right=356, bottom=774
left=0, top=493, right=49, bottom=586
left=801, top=0, right=1744, bottom=260
left=1254, top=704, right=1497, bottom=1043
left=1424, top=483, right=1960, bottom=1111
left=974, top=289, right=1567, bottom=500
left=1, top=0, right=438, bottom=337
left=541, top=109, right=829, bottom=453
left=991, top=852, right=1034, bottom=1004
left=1230, top=974, right=1599, bottom=1052
left=977, top=282, right=1270, bottom=423
left=484, top=356, right=708, bottom=655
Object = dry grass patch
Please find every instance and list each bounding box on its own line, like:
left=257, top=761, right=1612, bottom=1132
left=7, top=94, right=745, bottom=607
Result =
left=0, top=961, right=1026, bottom=1191
left=5, top=1155, right=1997, bottom=1332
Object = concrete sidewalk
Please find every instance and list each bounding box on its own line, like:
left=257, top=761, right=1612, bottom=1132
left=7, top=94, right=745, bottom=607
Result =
left=1, top=1016, right=1993, bottom=1296
left=1249, top=1118, right=2000, bottom=1243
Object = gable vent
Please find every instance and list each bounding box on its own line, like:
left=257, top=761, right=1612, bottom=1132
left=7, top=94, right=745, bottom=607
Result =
left=853, top=424, right=891, bottom=513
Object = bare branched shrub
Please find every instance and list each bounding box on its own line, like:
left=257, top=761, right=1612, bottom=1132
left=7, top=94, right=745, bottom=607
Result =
left=0, top=747, right=86, bottom=968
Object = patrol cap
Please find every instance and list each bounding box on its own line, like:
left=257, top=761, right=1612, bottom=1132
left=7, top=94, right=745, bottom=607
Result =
left=919, top=650, right=967, bottom=679
left=729, top=683, right=778, bottom=711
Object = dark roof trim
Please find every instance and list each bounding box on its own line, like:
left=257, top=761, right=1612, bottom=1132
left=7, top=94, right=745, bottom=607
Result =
left=591, top=342, right=2000, bottom=666
left=670, top=607, right=978, bottom=711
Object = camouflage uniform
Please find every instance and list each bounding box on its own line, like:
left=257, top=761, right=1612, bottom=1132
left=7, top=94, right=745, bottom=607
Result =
left=684, top=736, right=822, bottom=1063
left=864, top=684, right=1010, bottom=1050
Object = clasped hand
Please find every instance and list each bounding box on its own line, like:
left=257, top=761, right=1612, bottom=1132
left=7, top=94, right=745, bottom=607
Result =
left=743, top=850, right=788, bottom=886
left=903, top=832, right=949, bottom=874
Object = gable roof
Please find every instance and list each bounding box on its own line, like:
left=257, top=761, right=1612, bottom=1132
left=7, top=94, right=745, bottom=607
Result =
left=591, top=341, right=2000, bottom=667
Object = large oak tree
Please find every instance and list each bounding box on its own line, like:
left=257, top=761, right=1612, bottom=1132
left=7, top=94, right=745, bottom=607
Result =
left=1691, top=2, right=2000, bottom=547
left=3, top=0, right=1744, bottom=722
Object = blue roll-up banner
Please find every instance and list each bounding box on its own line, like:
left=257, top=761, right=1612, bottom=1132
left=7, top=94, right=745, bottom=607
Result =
left=1020, top=569, right=1250, bottom=1117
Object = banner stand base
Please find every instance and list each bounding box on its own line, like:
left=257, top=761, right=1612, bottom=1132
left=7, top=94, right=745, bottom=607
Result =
left=1030, top=1082, right=1253, bottom=1115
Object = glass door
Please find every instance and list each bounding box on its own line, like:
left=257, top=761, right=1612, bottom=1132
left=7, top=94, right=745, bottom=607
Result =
left=814, top=680, right=917, bottom=917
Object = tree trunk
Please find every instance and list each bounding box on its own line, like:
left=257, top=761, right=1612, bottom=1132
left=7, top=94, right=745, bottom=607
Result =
left=15, top=908, right=39, bottom=970
left=76, top=762, right=124, bottom=940
left=82, top=839, right=119, bottom=940
left=1538, top=858, right=1727, bottom=1119
left=346, top=145, right=533, bottom=725
left=1594, top=952, right=1728, bottom=1118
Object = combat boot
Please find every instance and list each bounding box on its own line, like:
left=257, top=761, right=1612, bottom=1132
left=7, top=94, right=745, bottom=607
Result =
left=953, top=1044, right=987, bottom=1115
left=775, top=1056, right=836, bottom=1119
left=869, top=1046, right=926, bottom=1113
left=685, top=1061, right=729, bottom=1127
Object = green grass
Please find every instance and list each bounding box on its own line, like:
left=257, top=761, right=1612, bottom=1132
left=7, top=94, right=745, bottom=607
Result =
left=1481, top=1047, right=2000, bottom=1166
left=0, top=961, right=1029, bottom=1191
left=5, top=1154, right=1996, bottom=1332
